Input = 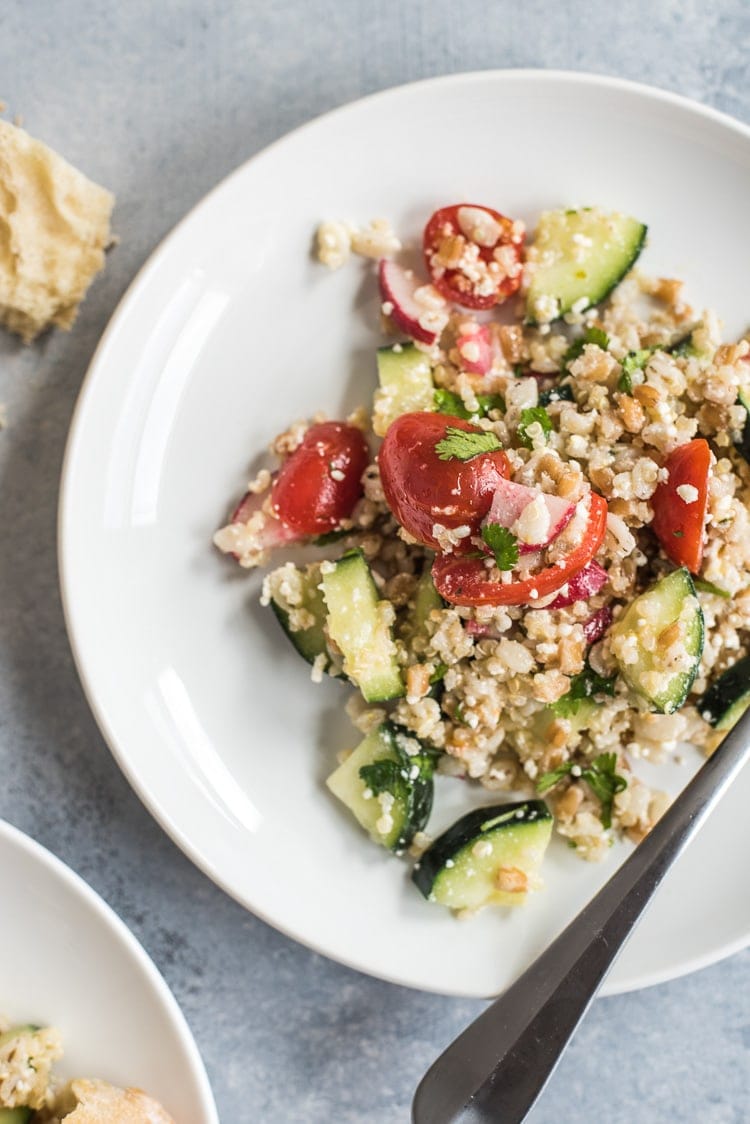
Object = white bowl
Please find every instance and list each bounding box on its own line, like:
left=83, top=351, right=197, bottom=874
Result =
left=59, top=70, right=750, bottom=998
left=0, top=820, right=218, bottom=1121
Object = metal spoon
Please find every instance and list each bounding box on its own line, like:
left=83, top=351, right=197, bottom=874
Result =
left=412, top=712, right=750, bottom=1123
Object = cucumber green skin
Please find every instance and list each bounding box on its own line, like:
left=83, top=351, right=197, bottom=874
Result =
left=326, top=721, right=434, bottom=851
left=525, top=210, right=647, bottom=325
left=322, top=551, right=404, bottom=702
left=413, top=569, right=445, bottom=631
left=270, top=600, right=328, bottom=666
left=698, top=655, right=750, bottom=730
left=612, top=568, right=704, bottom=714
left=269, top=567, right=345, bottom=677
left=0, top=1110, right=32, bottom=1124
left=734, top=391, right=750, bottom=465
left=412, top=800, right=552, bottom=903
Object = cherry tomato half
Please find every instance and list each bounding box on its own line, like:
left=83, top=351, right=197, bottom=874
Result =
left=378, top=412, right=511, bottom=549
left=271, top=422, right=369, bottom=535
left=432, top=493, right=609, bottom=606
left=651, top=438, right=711, bottom=574
left=423, top=203, right=525, bottom=310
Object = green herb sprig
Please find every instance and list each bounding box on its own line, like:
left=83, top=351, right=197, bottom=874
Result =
left=480, top=524, right=519, bottom=570
left=617, top=348, right=653, bottom=394
left=537, top=751, right=627, bottom=829
left=563, top=326, right=609, bottom=369
left=434, top=388, right=505, bottom=420
left=517, top=406, right=553, bottom=448
left=550, top=666, right=616, bottom=719
left=435, top=427, right=503, bottom=462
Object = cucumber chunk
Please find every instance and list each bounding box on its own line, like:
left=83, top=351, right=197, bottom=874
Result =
left=413, top=568, right=444, bottom=629
left=413, top=800, right=552, bottom=910
left=268, top=563, right=333, bottom=669
left=734, top=389, right=750, bottom=465
left=526, top=207, right=647, bottom=324
left=373, top=343, right=434, bottom=436
left=321, top=550, right=404, bottom=702
left=0, top=1110, right=32, bottom=1124
left=326, top=722, right=435, bottom=851
left=409, top=568, right=445, bottom=659
left=698, top=655, right=750, bottom=731
left=611, top=568, right=704, bottom=713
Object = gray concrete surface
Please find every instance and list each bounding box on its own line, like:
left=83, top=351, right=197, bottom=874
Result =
left=1, top=2, right=748, bottom=1120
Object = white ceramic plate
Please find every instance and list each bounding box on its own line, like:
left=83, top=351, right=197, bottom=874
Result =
left=60, top=71, right=750, bottom=998
left=0, top=820, right=218, bottom=1121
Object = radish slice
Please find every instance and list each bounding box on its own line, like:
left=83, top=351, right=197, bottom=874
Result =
left=456, top=323, right=493, bottom=375
left=464, top=619, right=502, bottom=639
left=378, top=259, right=439, bottom=345
left=482, top=478, right=576, bottom=553
left=582, top=604, right=614, bottom=645
left=229, top=485, right=299, bottom=555
left=546, top=561, right=609, bottom=609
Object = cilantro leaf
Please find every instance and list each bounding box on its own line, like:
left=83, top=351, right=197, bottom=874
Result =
left=617, top=348, right=653, bottom=393
left=517, top=406, right=553, bottom=448
left=313, top=528, right=351, bottom=546
left=359, top=759, right=409, bottom=803
left=435, top=426, right=503, bottom=462
left=537, top=762, right=574, bottom=795
left=537, top=751, right=627, bottom=828
left=563, top=326, right=610, bottom=369
left=693, top=578, right=731, bottom=599
left=434, top=388, right=505, bottom=419
left=580, top=752, right=628, bottom=829
left=550, top=666, right=616, bottom=718
left=429, top=662, right=448, bottom=684
left=480, top=524, right=519, bottom=570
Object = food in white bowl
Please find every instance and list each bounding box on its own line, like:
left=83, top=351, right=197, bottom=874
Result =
left=0, top=1018, right=172, bottom=1122
left=214, top=200, right=750, bottom=915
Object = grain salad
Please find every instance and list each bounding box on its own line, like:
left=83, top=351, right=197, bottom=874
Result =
left=0, top=1015, right=174, bottom=1121
left=214, top=202, right=750, bottom=914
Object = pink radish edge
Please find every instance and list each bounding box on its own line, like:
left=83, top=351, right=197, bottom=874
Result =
left=482, top=477, right=576, bottom=553
left=582, top=605, right=614, bottom=645
left=456, top=323, right=493, bottom=375
left=378, top=259, right=438, bottom=346
left=229, top=483, right=299, bottom=556
left=545, top=561, right=609, bottom=609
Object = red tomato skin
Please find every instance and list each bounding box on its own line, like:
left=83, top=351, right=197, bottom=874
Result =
left=423, top=204, right=525, bottom=310
left=432, top=493, right=609, bottom=606
left=651, top=439, right=711, bottom=574
left=378, top=412, right=511, bottom=549
left=271, top=422, right=369, bottom=535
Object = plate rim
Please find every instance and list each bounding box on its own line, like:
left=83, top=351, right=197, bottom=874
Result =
left=0, top=818, right=219, bottom=1120
left=58, top=68, right=750, bottom=999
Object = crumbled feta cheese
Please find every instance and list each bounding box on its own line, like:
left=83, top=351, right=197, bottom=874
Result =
left=530, top=293, right=560, bottom=324
left=676, top=483, right=699, bottom=504
left=513, top=494, right=551, bottom=545
left=316, top=220, right=352, bottom=269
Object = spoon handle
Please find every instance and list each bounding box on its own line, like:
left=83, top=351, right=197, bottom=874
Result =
left=412, top=719, right=750, bottom=1124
